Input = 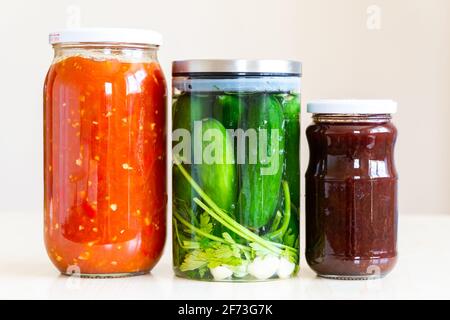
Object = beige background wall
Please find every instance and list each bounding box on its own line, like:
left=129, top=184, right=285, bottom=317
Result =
left=0, top=0, right=449, bottom=214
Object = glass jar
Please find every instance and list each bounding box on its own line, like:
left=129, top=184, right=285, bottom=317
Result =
left=172, top=60, right=301, bottom=281
left=305, top=100, right=398, bottom=280
left=44, top=29, right=167, bottom=277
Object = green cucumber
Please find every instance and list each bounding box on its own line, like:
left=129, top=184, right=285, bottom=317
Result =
left=213, top=94, right=245, bottom=129
left=237, top=94, right=285, bottom=229
left=196, top=118, right=237, bottom=215
left=173, top=93, right=213, bottom=131
left=172, top=93, right=213, bottom=214
left=280, top=94, right=300, bottom=208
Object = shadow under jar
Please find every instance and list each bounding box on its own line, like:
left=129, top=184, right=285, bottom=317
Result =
left=44, top=29, right=167, bottom=277
left=305, top=100, right=398, bottom=280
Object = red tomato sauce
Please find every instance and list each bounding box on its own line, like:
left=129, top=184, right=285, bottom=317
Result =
left=44, top=55, right=166, bottom=275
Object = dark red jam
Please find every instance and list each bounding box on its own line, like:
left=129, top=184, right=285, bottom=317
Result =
left=305, top=114, right=398, bottom=279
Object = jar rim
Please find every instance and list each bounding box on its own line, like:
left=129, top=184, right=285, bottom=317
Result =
left=49, top=28, right=162, bottom=46
left=51, top=42, right=159, bottom=50
left=312, top=113, right=392, bottom=123
left=307, top=99, right=397, bottom=114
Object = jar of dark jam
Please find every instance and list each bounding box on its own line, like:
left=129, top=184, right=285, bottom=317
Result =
left=305, top=100, right=398, bottom=280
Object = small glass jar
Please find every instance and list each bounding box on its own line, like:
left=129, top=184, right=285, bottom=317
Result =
left=44, top=29, right=167, bottom=277
left=305, top=100, right=398, bottom=280
left=172, top=60, right=302, bottom=281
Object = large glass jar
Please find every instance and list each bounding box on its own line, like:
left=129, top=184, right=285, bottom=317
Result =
left=44, top=29, right=167, bottom=277
left=172, top=60, right=301, bottom=281
left=305, top=100, right=398, bottom=280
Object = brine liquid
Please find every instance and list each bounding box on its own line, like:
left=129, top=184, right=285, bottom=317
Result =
left=172, top=91, right=300, bottom=281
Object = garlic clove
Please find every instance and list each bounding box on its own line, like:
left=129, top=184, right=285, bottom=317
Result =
left=248, top=255, right=280, bottom=280
left=210, top=266, right=233, bottom=281
left=277, top=257, right=296, bottom=279
left=231, top=262, right=248, bottom=278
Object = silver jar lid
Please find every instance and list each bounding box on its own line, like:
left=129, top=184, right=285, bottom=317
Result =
left=172, top=59, right=302, bottom=76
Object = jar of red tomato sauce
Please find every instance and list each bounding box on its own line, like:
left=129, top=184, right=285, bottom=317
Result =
left=305, top=100, right=398, bottom=280
left=44, top=29, right=167, bottom=277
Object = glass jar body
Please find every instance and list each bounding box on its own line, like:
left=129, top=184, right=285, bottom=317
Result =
left=172, top=75, right=301, bottom=281
left=305, top=114, right=398, bottom=279
left=44, top=43, right=167, bottom=277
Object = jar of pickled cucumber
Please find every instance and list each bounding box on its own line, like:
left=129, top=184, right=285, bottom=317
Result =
left=171, top=60, right=302, bottom=281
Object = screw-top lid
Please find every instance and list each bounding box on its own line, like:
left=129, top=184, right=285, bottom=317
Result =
left=172, top=59, right=302, bottom=76
left=49, top=28, right=163, bottom=46
left=307, top=100, right=397, bottom=114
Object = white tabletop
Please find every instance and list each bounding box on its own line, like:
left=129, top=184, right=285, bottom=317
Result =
left=1, top=212, right=449, bottom=300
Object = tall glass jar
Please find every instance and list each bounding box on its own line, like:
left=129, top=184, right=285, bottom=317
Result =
left=172, top=60, right=301, bottom=281
left=44, top=29, right=167, bottom=277
left=305, top=100, right=398, bottom=280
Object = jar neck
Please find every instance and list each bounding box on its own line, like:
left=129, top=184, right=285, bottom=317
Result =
left=52, top=42, right=158, bottom=62
left=312, top=113, right=392, bottom=124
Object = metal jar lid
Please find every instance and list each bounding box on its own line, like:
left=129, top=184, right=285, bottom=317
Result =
left=172, top=59, right=302, bottom=77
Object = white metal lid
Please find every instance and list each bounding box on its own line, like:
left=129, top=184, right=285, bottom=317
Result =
left=307, top=100, right=397, bottom=114
left=49, top=28, right=163, bottom=46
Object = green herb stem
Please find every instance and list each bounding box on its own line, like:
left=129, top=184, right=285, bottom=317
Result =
left=174, top=156, right=297, bottom=259
left=269, top=211, right=282, bottom=233
left=174, top=211, right=224, bottom=243
left=174, top=211, right=250, bottom=252
left=266, top=181, right=291, bottom=239
left=173, top=218, right=195, bottom=250
left=194, top=198, right=282, bottom=255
